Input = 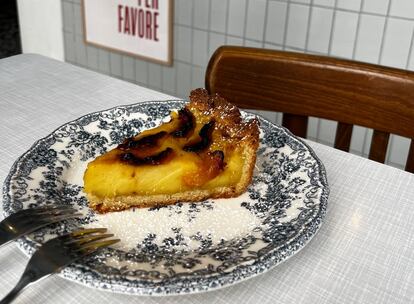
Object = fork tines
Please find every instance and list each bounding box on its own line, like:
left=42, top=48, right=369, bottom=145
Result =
left=0, top=228, right=119, bottom=303
left=9, top=205, right=81, bottom=225
left=29, top=228, right=119, bottom=270
left=12, top=205, right=78, bottom=217
left=0, top=205, right=82, bottom=247
left=63, top=228, right=120, bottom=255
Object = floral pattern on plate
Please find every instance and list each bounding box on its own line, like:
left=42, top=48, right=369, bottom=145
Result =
left=2, top=100, right=329, bottom=295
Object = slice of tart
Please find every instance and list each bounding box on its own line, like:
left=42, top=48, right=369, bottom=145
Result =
left=83, top=88, right=260, bottom=212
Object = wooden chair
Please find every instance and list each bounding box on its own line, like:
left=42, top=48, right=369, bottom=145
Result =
left=205, top=46, right=414, bottom=173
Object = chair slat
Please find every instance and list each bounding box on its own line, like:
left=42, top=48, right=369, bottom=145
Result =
left=206, top=46, right=414, bottom=173
left=206, top=46, right=414, bottom=139
left=282, top=114, right=308, bottom=138
left=405, top=140, right=414, bottom=173
left=369, top=130, right=390, bottom=163
left=334, top=122, right=353, bottom=152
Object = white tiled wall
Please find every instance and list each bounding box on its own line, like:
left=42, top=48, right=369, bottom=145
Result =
left=62, top=0, right=414, bottom=170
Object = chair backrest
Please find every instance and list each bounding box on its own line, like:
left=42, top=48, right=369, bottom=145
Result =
left=205, top=46, right=414, bottom=173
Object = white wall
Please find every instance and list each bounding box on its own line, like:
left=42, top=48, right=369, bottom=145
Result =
left=17, top=0, right=64, bottom=61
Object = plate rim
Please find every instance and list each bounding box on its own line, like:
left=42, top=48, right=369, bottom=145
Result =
left=2, top=100, right=329, bottom=296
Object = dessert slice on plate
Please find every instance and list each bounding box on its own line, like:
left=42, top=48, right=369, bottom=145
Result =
left=83, top=88, right=260, bottom=212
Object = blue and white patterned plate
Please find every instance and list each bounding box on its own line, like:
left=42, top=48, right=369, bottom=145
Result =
left=3, top=100, right=329, bottom=295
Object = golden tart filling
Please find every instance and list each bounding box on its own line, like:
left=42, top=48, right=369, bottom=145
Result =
left=83, top=89, right=259, bottom=212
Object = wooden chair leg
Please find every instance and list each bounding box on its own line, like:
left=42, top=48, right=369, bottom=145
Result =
left=282, top=114, right=308, bottom=138
left=369, top=130, right=390, bottom=163
left=334, top=123, right=353, bottom=152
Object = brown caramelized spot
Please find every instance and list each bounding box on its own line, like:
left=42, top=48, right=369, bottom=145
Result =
left=117, top=131, right=167, bottom=151
left=182, top=150, right=225, bottom=187
left=209, top=150, right=225, bottom=170
left=119, top=148, right=175, bottom=166
left=170, top=108, right=195, bottom=138
left=183, top=120, right=215, bottom=152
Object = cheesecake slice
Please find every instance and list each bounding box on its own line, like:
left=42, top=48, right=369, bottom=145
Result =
left=83, top=88, right=260, bottom=212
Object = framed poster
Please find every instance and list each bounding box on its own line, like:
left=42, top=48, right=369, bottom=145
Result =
left=82, top=0, right=173, bottom=65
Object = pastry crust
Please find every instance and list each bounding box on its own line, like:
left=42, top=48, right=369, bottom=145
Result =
left=84, top=88, right=260, bottom=212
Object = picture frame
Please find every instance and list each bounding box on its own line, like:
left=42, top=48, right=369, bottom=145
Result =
left=82, top=0, right=173, bottom=66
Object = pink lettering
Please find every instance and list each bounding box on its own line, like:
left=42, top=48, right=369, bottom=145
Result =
left=118, top=5, right=123, bottom=33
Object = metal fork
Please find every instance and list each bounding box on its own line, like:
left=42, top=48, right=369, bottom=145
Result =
left=0, top=206, right=81, bottom=247
left=0, top=228, right=119, bottom=304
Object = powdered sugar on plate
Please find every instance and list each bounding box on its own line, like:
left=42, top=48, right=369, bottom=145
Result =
left=85, top=192, right=262, bottom=251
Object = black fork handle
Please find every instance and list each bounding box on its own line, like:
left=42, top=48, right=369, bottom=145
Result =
left=0, top=225, right=12, bottom=248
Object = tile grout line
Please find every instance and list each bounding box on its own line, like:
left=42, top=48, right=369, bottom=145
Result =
left=118, top=55, right=123, bottom=80
left=352, top=0, right=364, bottom=61
left=261, top=0, right=270, bottom=48
left=66, top=6, right=414, bottom=39
left=61, top=0, right=68, bottom=60
left=304, top=0, right=314, bottom=53
left=132, top=55, right=137, bottom=86
left=327, top=0, right=338, bottom=56
left=281, top=0, right=291, bottom=51
left=65, top=41, right=362, bottom=68
left=378, top=0, right=393, bottom=65
left=71, top=2, right=80, bottom=66
left=108, top=53, right=113, bottom=76
left=64, top=33, right=342, bottom=59
left=167, top=9, right=177, bottom=93
left=206, top=0, right=212, bottom=94
left=159, top=64, right=163, bottom=91
left=361, top=128, right=370, bottom=158
left=173, top=1, right=182, bottom=98
left=68, top=12, right=414, bottom=46
left=188, top=0, right=195, bottom=93
left=242, top=0, right=249, bottom=46
left=385, top=134, right=394, bottom=165
left=224, top=0, right=231, bottom=44
left=206, top=0, right=212, bottom=59
left=271, top=0, right=414, bottom=22
left=177, top=10, right=414, bottom=25
left=145, top=57, right=149, bottom=87
left=405, top=27, right=414, bottom=70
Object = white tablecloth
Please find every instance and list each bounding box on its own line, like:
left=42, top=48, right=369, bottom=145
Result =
left=0, top=54, right=413, bottom=304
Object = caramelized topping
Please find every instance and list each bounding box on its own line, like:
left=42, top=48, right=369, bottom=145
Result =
left=118, top=131, right=167, bottom=150
left=170, top=108, right=195, bottom=138
left=183, top=121, right=215, bottom=152
left=188, top=88, right=259, bottom=140
left=111, top=88, right=259, bottom=188
left=120, top=148, right=174, bottom=165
